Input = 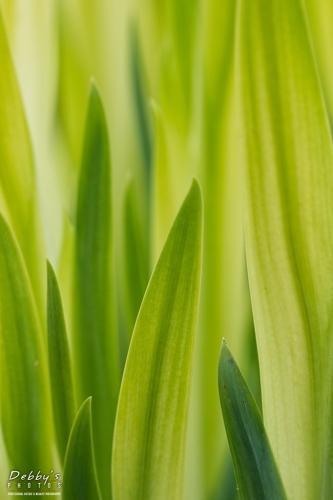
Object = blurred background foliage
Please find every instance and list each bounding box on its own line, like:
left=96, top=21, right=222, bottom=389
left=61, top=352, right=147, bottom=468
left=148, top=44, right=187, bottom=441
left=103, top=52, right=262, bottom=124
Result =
left=0, top=0, right=263, bottom=498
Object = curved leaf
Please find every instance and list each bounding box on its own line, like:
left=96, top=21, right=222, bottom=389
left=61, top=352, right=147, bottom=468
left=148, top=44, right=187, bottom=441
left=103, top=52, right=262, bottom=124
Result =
left=47, top=261, right=76, bottom=464
left=0, top=214, right=51, bottom=471
left=218, top=341, right=286, bottom=500
left=238, top=0, right=333, bottom=497
left=62, top=398, right=102, bottom=500
left=73, top=82, right=119, bottom=499
left=112, top=179, right=203, bottom=500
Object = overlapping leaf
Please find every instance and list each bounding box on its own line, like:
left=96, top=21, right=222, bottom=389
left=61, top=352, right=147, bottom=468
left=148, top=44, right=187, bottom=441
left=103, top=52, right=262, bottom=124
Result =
left=112, top=180, right=203, bottom=500
left=47, top=261, right=76, bottom=463
left=238, top=0, right=333, bottom=497
left=218, top=341, right=286, bottom=500
left=62, top=398, right=102, bottom=500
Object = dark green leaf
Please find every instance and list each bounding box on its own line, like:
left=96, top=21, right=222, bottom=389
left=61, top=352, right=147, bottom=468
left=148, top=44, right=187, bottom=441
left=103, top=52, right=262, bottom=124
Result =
left=73, top=82, right=119, bottom=499
left=218, top=341, right=286, bottom=500
left=47, top=261, right=76, bottom=464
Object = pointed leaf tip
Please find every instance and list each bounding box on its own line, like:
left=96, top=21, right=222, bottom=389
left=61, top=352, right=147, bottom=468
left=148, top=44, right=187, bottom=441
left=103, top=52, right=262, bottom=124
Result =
left=113, top=179, right=203, bottom=500
left=47, top=260, right=76, bottom=463
left=62, top=397, right=102, bottom=500
left=218, top=344, right=286, bottom=500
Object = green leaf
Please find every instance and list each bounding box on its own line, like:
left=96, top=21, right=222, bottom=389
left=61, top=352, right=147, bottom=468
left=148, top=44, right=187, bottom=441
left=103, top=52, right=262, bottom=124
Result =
left=47, top=261, right=76, bottom=464
left=122, top=176, right=149, bottom=342
left=130, top=26, right=153, bottom=192
left=238, top=0, right=333, bottom=498
left=112, top=179, right=203, bottom=500
left=0, top=10, right=45, bottom=314
left=0, top=214, right=51, bottom=471
left=218, top=341, right=286, bottom=500
left=62, top=398, right=102, bottom=500
left=73, top=82, right=119, bottom=499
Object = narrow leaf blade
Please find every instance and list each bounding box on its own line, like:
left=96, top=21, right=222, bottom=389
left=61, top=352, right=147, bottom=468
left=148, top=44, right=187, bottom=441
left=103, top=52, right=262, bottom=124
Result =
left=112, top=179, right=203, bottom=500
left=0, top=214, right=51, bottom=470
left=47, top=261, right=76, bottom=464
left=218, top=341, right=286, bottom=500
left=130, top=26, right=153, bottom=190
left=62, top=398, right=102, bottom=500
left=73, top=83, right=119, bottom=499
left=122, top=176, right=149, bottom=342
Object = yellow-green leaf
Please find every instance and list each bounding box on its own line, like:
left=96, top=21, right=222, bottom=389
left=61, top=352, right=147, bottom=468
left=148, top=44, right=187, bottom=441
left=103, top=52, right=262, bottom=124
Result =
left=62, top=398, right=102, bottom=500
left=218, top=341, right=286, bottom=500
left=0, top=214, right=51, bottom=471
left=112, top=179, right=203, bottom=500
left=238, top=0, right=333, bottom=498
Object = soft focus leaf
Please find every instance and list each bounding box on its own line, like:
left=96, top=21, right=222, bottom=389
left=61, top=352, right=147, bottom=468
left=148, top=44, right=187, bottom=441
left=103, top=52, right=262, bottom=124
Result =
left=218, top=341, right=286, bottom=500
left=192, top=0, right=246, bottom=495
left=238, top=0, right=333, bottom=497
left=112, top=179, right=203, bottom=500
left=62, top=398, right=102, bottom=500
left=73, top=83, right=119, bottom=499
left=47, top=261, right=76, bottom=464
left=122, top=176, right=149, bottom=342
left=130, top=26, right=153, bottom=192
left=0, top=214, right=51, bottom=471
left=0, top=10, right=44, bottom=313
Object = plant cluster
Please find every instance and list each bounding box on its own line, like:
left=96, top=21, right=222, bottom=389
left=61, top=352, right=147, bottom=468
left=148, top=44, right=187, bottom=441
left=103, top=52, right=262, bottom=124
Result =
left=0, top=1, right=332, bottom=499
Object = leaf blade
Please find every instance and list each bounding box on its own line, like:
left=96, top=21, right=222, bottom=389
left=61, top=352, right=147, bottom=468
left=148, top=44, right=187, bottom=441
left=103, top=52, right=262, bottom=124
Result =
left=73, top=83, right=119, bottom=499
left=0, top=214, right=51, bottom=471
left=47, top=261, right=76, bottom=464
left=122, top=176, right=149, bottom=342
left=218, top=341, right=286, bottom=500
left=62, top=398, right=102, bottom=500
left=112, top=179, right=203, bottom=500
left=238, top=0, right=333, bottom=497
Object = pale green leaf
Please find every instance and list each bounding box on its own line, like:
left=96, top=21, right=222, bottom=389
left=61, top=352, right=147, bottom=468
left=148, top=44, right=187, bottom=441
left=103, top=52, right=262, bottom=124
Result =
left=238, top=0, right=333, bottom=498
left=0, top=10, right=44, bottom=314
left=62, top=398, right=102, bottom=500
left=47, top=261, right=76, bottom=464
left=218, top=341, right=286, bottom=500
left=112, top=179, right=203, bottom=500
left=73, top=83, right=119, bottom=499
left=0, top=214, right=51, bottom=471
